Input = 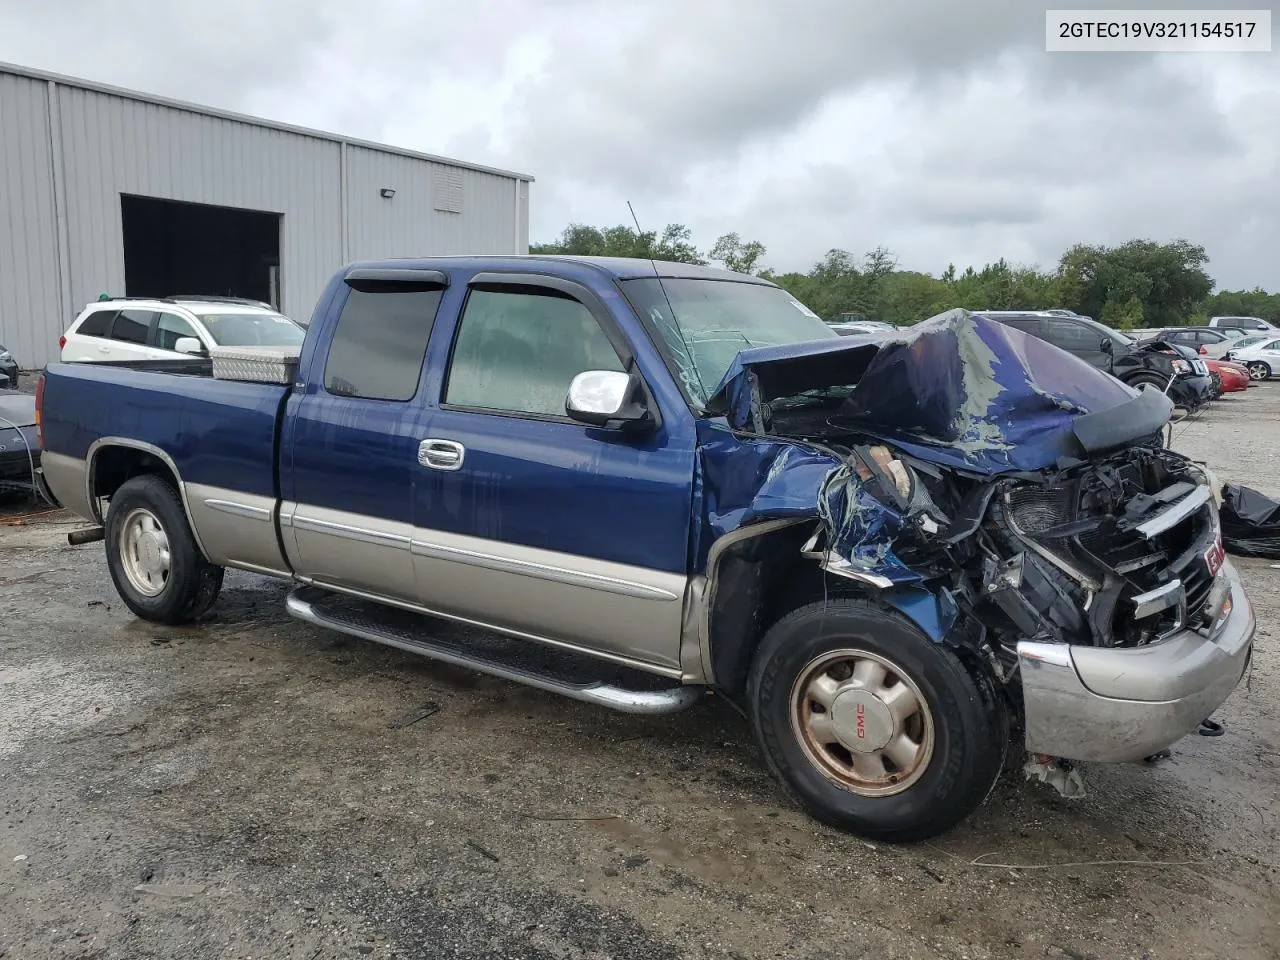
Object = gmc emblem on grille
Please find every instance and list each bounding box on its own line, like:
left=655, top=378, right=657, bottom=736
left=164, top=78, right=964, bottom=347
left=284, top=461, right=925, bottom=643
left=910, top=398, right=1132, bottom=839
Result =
left=1205, top=539, right=1225, bottom=577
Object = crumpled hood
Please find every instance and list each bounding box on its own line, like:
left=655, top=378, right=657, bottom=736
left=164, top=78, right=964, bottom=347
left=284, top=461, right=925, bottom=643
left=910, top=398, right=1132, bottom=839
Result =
left=710, top=309, right=1162, bottom=474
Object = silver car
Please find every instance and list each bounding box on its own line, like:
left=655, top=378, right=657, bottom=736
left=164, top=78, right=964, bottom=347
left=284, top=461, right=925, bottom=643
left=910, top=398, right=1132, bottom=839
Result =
left=1224, top=335, right=1280, bottom=380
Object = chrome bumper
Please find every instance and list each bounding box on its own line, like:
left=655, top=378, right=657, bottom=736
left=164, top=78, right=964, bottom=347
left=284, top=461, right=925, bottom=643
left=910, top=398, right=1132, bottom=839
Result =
left=1017, top=560, right=1255, bottom=763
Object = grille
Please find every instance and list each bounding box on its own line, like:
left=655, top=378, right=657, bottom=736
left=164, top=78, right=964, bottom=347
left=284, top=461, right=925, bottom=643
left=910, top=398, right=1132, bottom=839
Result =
left=1006, top=485, right=1074, bottom=535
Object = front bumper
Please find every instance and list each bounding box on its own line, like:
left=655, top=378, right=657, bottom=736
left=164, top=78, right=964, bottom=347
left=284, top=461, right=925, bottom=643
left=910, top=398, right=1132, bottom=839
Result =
left=1168, top=374, right=1214, bottom=410
left=1017, top=560, right=1254, bottom=762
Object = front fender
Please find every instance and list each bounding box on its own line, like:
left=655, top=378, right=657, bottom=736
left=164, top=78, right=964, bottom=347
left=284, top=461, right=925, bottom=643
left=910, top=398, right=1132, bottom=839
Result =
left=881, top=584, right=959, bottom=643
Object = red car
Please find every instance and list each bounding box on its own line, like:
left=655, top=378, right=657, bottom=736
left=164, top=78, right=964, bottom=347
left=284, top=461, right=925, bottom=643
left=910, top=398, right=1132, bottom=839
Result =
left=1204, top=357, right=1250, bottom=393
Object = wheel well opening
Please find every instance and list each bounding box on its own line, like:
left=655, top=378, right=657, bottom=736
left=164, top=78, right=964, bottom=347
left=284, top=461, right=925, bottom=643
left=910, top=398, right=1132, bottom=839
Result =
left=91, top=447, right=180, bottom=519
left=707, top=521, right=869, bottom=707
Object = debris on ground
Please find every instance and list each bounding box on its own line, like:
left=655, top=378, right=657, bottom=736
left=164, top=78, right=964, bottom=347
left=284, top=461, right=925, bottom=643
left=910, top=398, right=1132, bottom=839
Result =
left=386, top=701, right=441, bottom=730
left=1023, top=755, right=1086, bottom=798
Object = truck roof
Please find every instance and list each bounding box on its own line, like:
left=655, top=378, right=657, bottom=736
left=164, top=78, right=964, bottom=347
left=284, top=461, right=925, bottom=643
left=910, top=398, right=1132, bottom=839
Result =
left=344, top=255, right=774, bottom=284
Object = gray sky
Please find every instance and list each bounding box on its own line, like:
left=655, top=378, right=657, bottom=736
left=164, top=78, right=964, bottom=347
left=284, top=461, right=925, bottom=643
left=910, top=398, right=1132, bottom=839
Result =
left=2, top=0, right=1277, bottom=290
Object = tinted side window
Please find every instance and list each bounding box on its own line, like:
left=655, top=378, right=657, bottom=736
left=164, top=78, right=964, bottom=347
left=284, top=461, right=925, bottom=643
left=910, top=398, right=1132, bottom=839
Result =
left=323, top=283, right=443, bottom=401
left=155, top=312, right=199, bottom=351
left=1043, top=318, right=1099, bottom=351
left=76, top=309, right=116, bottom=338
left=444, top=286, right=625, bottom=418
left=111, top=310, right=155, bottom=345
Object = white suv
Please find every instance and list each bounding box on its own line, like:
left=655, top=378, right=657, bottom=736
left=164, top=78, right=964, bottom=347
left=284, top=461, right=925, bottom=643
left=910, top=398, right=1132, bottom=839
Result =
left=60, top=296, right=305, bottom=362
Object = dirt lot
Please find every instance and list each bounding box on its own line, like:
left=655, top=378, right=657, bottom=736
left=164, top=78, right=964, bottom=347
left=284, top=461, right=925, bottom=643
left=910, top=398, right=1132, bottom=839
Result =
left=2, top=381, right=1278, bottom=960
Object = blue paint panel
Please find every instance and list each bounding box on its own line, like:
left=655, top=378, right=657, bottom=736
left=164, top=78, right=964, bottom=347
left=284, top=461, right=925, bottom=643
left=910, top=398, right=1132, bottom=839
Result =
left=282, top=390, right=427, bottom=526
left=41, top=363, right=286, bottom=498
left=417, top=407, right=696, bottom=572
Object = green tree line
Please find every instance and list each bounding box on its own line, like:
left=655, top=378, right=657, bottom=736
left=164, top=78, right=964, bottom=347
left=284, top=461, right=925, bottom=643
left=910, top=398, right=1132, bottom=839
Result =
left=530, top=223, right=1280, bottom=329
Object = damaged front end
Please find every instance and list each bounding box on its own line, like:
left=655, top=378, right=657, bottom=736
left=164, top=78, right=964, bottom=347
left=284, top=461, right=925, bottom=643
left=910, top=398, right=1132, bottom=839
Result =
left=703, top=310, right=1255, bottom=765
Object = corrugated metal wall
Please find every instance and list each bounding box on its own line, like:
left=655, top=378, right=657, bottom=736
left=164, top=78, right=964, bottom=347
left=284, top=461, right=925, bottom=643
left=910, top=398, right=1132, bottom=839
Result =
left=344, top=145, right=529, bottom=262
left=0, top=65, right=530, bottom=368
left=0, top=73, right=61, bottom=367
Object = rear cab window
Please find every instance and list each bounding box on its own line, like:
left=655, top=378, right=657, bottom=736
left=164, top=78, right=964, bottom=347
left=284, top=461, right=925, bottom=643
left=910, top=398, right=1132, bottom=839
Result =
left=323, top=280, right=445, bottom=401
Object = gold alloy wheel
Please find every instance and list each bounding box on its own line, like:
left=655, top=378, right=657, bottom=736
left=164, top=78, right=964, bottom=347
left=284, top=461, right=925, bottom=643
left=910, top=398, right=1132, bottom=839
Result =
left=790, top=648, right=936, bottom=797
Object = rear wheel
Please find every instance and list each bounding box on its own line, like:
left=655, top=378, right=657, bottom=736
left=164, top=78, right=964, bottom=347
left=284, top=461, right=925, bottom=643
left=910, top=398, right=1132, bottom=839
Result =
left=1247, top=361, right=1271, bottom=381
left=747, top=598, right=1008, bottom=842
left=104, top=475, right=224, bottom=624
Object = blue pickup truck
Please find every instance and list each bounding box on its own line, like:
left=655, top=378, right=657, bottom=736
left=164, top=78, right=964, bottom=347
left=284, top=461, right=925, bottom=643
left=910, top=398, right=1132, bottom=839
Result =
left=36, top=257, right=1255, bottom=841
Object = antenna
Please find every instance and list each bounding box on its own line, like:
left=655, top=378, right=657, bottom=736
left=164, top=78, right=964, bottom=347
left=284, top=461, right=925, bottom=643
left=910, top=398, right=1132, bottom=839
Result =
left=625, top=200, right=709, bottom=405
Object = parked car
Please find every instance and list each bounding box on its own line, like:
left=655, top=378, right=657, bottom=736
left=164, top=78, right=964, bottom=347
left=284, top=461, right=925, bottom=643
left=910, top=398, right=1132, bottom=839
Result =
left=1222, top=336, right=1280, bottom=380
left=0, top=341, right=18, bottom=388
left=1209, top=316, right=1278, bottom=334
left=1153, top=327, right=1238, bottom=359
left=60, top=296, right=304, bottom=363
left=1203, top=358, right=1250, bottom=393
left=978, top=311, right=1214, bottom=412
left=35, top=260, right=1255, bottom=841
left=0, top=382, right=40, bottom=497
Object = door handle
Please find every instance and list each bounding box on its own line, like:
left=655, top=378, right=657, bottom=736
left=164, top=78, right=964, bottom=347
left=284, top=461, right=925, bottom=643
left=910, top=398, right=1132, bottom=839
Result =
left=98, top=345, right=111, bottom=353
left=418, top=439, right=465, bottom=471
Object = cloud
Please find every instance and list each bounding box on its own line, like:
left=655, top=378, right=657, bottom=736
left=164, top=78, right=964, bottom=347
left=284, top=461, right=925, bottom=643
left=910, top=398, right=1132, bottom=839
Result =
left=0, top=0, right=1276, bottom=291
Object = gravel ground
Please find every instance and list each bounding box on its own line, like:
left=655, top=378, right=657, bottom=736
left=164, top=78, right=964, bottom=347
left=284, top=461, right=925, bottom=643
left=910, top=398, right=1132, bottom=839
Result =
left=1, top=378, right=1278, bottom=960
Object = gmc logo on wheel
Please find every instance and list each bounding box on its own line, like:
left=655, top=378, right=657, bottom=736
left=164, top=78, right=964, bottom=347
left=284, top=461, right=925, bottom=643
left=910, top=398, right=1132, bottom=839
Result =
left=855, top=703, right=866, bottom=739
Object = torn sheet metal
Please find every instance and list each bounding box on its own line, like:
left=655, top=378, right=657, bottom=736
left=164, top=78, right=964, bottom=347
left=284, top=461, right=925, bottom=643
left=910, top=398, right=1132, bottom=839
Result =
left=711, top=310, right=1142, bottom=475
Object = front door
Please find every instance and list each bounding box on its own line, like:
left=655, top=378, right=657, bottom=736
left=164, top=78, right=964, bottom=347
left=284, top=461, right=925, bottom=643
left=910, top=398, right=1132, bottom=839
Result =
left=281, top=271, right=447, bottom=602
left=411, top=272, right=697, bottom=673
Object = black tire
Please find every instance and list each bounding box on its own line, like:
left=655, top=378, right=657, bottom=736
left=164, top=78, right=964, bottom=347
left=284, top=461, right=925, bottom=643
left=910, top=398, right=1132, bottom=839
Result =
left=104, top=474, right=224, bottom=624
left=747, top=598, right=1007, bottom=842
left=1125, top=373, right=1167, bottom=391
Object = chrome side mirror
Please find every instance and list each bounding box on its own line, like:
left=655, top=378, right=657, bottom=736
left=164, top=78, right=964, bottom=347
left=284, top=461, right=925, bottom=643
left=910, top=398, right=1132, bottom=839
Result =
left=565, top=369, right=657, bottom=432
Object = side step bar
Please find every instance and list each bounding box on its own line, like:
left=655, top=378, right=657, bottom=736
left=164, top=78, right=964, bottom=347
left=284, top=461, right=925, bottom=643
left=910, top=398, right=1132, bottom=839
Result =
left=285, top=586, right=704, bottom=716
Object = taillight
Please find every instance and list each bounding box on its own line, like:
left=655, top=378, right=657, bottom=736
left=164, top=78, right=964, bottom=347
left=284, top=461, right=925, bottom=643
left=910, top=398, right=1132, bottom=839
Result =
left=1199, top=345, right=1207, bottom=355
left=34, top=373, right=45, bottom=448
left=58, top=335, right=66, bottom=350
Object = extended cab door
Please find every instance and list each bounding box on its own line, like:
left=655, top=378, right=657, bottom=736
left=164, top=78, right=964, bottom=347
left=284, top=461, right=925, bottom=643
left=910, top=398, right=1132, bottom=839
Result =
left=280, top=271, right=447, bottom=602
left=410, top=272, right=697, bottom=674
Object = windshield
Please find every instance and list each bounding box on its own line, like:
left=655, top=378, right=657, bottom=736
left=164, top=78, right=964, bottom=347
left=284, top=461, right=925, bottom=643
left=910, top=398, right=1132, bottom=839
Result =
left=196, top=312, right=306, bottom=347
left=619, top=278, right=837, bottom=406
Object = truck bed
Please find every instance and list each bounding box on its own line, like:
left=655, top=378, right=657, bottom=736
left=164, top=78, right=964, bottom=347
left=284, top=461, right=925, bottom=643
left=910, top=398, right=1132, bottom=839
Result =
left=40, top=360, right=291, bottom=508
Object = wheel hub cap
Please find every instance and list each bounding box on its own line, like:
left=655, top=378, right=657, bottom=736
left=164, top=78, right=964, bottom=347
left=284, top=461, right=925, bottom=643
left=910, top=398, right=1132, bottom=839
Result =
left=829, top=689, right=893, bottom=753
left=790, top=648, right=936, bottom=797
left=119, top=508, right=171, bottom=597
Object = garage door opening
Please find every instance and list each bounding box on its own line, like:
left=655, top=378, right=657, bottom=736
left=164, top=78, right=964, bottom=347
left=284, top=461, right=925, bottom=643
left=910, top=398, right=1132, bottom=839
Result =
left=121, top=195, right=281, bottom=308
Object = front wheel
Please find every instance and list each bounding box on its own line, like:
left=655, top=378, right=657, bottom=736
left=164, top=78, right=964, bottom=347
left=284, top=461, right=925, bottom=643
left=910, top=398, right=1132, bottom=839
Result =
left=104, top=474, right=224, bottom=624
left=747, top=598, right=1007, bottom=842
left=1246, top=361, right=1271, bottom=381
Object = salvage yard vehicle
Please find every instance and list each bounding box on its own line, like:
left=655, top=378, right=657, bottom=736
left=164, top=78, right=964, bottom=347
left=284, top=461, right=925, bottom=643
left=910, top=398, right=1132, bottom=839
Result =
left=35, top=257, right=1256, bottom=841
left=59, top=295, right=304, bottom=363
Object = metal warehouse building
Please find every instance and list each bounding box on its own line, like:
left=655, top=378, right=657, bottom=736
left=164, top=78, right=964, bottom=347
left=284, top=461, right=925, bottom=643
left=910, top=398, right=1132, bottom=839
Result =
left=0, top=61, right=533, bottom=368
